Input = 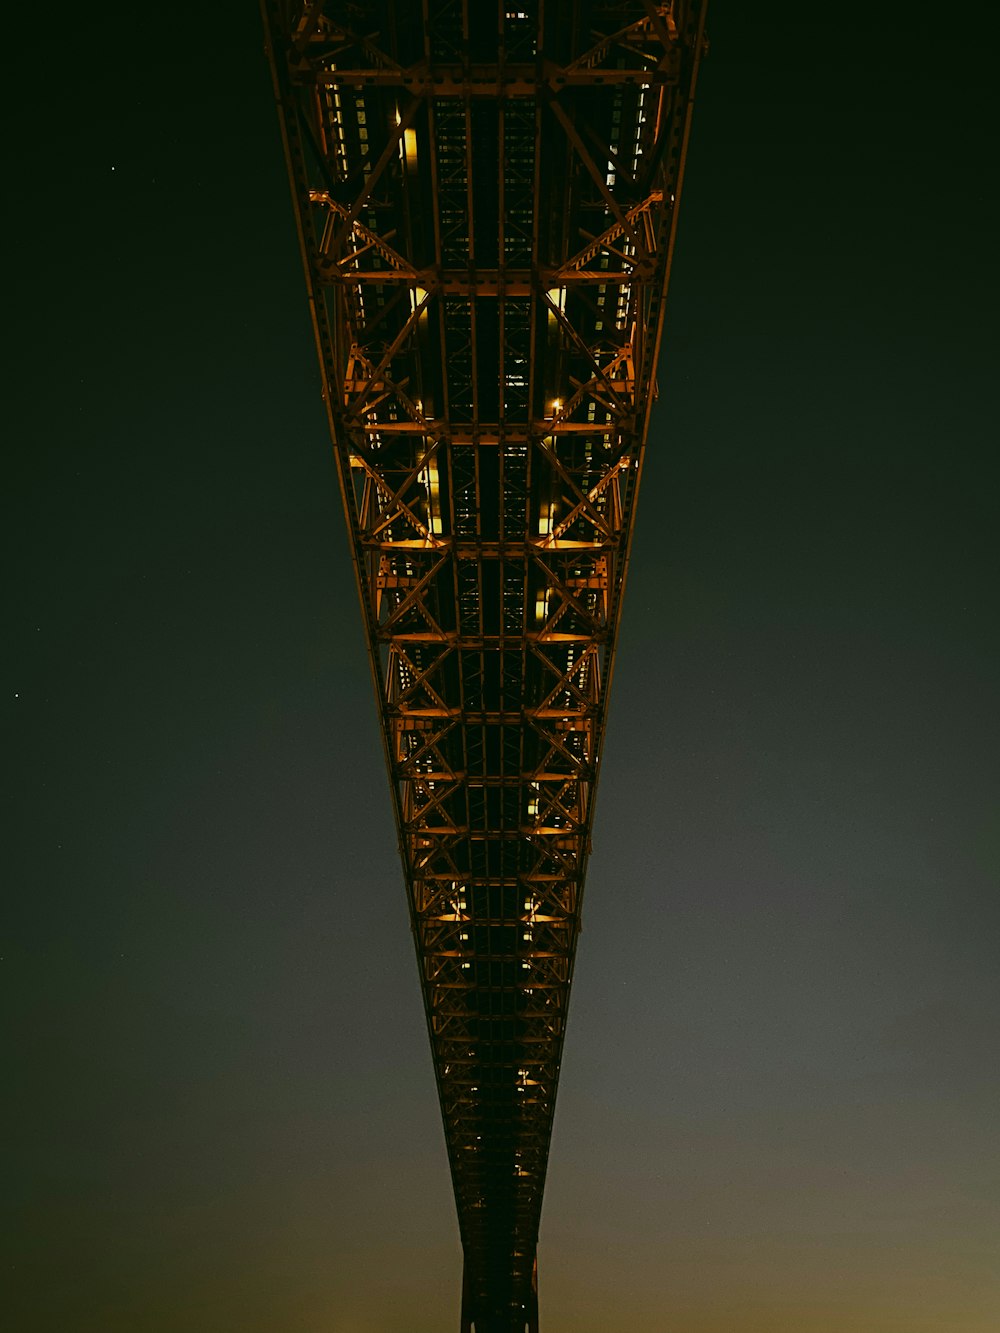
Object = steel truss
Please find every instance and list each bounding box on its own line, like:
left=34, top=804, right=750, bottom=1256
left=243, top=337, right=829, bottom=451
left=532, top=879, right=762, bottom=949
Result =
left=262, top=2, right=706, bottom=1328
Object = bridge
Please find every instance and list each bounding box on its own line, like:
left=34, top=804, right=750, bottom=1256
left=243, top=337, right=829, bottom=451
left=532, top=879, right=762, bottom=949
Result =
left=261, top=2, right=706, bottom=1328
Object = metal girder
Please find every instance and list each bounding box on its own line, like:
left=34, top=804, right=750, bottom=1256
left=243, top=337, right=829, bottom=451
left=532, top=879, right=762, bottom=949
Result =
left=261, top=2, right=706, bottom=1328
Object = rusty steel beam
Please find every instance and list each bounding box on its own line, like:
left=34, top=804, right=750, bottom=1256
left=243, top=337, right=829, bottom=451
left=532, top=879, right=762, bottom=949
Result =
left=261, top=1, right=706, bottom=1328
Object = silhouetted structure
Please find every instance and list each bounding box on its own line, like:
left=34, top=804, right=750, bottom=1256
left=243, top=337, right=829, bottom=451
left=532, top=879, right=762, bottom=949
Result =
left=262, top=2, right=705, bottom=1327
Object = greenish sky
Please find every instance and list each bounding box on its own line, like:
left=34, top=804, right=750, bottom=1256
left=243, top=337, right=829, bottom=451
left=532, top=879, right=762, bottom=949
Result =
left=5, top=2, right=998, bottom=1330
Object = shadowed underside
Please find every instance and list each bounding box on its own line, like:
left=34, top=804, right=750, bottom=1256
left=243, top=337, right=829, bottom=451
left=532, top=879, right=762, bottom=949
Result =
left=261, top=1, right=705, bottom=1326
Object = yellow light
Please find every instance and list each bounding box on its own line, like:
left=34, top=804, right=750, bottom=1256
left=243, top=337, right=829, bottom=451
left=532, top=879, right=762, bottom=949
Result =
left=424, top=454, right=443, bottom=535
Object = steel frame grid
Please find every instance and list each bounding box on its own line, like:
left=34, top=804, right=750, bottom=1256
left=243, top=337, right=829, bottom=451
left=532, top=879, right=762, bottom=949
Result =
left=261, top=2, right=706, bottom=1329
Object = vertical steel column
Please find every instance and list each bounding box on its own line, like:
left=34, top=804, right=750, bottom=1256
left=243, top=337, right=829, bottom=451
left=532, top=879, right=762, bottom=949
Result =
left=526, top=1255, right=539, bottom=1333
left=461, top=1261, right=474, bottom=1333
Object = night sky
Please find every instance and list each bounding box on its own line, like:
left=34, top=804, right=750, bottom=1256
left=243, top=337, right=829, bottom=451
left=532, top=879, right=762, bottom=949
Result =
left=6, top=4, right=999, bottom=1331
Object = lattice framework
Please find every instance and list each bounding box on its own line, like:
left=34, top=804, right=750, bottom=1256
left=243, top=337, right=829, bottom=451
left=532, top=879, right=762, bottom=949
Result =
left=261, top=3, right=706, bottom=1328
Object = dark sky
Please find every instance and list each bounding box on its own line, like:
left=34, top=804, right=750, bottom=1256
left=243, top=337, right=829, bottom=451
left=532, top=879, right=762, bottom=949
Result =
left=5, top=4, right=998, bottom=1331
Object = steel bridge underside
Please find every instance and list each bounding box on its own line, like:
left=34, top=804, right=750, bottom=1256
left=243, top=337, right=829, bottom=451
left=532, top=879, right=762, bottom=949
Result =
left=262, top=2, right=705, bottom=1328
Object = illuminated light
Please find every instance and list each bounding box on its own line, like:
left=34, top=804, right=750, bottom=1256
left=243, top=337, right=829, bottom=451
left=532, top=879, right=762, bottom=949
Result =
left=534, top=590, right=549, bottom=623
left=423, top=452, right=443, bottom=534
left=400, top=126, right=418, bottom=167
left=551, top=398, right=562, bottom=413
left=545, top=286, right=566, bottom=314
left=409, top=286, right=429, bottom=313
left=538, top=502, right=553, bottom=536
